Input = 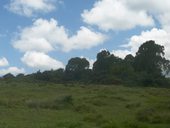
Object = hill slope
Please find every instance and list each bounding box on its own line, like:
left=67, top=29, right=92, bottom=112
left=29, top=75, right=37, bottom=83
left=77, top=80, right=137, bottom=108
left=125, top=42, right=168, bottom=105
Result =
left=0, top=82, right=170, bottom=128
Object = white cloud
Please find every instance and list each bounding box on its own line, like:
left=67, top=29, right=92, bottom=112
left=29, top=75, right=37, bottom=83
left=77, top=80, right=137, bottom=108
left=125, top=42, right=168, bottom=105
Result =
left=117, top=28, right=170, bottom=59
left=21, top=51, right=64, bottom=71
left=87, top=58, right=95, bottom=69
left=6, top=0, right=57, bottom=17
left=14, top=38, right=54, bottom=53
left=82, top=0, right=170, bottom=59
left=0, top=58, right=25, bottom=76
left=0, top=58, right=9, bottom=67
left=13, top=18, right=106, bottom=52
left=64, top=26, right=106, bottom=52
left=82, top=0, right=170, bottom=31
left=82, top=0, right=154, bottom=31
left=158, top=12, right=170, bottom=32
left=0, top=67, right=25, bottom=76
left=124, top=0, right=170, bottom=12
left=124, top=0, right=170, bottom=31
left=112, top=50, right=131, bottom=59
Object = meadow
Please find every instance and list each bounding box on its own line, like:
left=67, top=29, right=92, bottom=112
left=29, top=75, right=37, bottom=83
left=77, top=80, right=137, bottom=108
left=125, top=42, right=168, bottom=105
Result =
left=0, top=81, right=170, bottom=128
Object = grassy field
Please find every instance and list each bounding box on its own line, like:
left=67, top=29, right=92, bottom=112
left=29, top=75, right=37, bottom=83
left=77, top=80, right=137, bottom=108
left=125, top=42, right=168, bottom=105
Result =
left=0, top=81, right=170, bottom=128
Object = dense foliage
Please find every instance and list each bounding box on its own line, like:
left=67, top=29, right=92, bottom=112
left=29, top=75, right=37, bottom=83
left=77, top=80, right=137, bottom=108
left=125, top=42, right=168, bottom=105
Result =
left=2, top=40, right=170, bottom=86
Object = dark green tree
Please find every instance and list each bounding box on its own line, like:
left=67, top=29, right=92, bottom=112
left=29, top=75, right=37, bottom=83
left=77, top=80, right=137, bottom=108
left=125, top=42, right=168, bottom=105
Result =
left=93, top=50, right=123, bottom=84
left=16, top=73, right=25, bottom=78
left=134, top=40, right=170, bottom=76
left=33, top=68, right=64, bottom=83
left=3, top=73, right=15, bottom=79
left=134, top=40, right=170, bottom=85
left=93, top=50, right=110, bottom=72
left=93, top=50, right=122, bottom=72
left=66, top=57, right=89, bottom=72
left=124, top=54, right=135, bottom=65
left=97, top=50, right=110, bottom=60
left=49, top=68, right=65, bottom=83
left=65, top=57, right=90, bottom=82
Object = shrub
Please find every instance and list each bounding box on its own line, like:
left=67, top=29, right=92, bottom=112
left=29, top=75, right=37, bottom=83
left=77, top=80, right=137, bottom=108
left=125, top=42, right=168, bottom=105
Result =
left=25, top=95, right=73, bottom=110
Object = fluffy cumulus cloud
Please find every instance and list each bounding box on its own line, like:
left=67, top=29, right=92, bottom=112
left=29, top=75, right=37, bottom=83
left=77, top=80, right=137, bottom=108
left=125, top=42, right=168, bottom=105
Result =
left=64, top=26, right=106, bottom=52
left=21, top=51, right=64, bottom=71
left=82, top=0, right=170, bottom=59
left=13, top=18, right=106, bottom=53
left=0, top=57, right=25, bottom=76
left=82, top=0, right=170, bottom=31
left=6, top=0, right=57, bottom=17
left=113, top=28, right=170, bottom=59
left=124, top=0, right=170, bottom=31
left=0, top=67, right=25, bottom=76
left=82, top=0, right=154, bottom=31
left=0, top=58, right=9, bottom=67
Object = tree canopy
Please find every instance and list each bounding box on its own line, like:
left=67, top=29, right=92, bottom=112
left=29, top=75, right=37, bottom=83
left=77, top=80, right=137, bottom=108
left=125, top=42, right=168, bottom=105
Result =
left=134, top=40, right=170, bottom=77
left=65, top=57, right=90, bottom=82
left=2, top=40, right=170, bottom=86
left=66, top=57, right=89, bottom=72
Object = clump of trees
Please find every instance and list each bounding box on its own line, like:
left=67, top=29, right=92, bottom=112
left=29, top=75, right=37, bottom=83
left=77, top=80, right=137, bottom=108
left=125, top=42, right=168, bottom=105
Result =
left=133, top=41, right=170, bottom=86
left=3, top=40, right=170, bottom=86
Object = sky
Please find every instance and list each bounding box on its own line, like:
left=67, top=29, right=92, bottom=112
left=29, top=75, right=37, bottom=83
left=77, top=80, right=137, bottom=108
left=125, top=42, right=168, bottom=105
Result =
left=0, top=0, right=170, bottom=75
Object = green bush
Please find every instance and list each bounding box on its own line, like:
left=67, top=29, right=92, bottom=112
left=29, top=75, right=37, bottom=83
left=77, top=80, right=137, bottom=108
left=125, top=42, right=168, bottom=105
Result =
left=25, top=95, right=73, bottom=110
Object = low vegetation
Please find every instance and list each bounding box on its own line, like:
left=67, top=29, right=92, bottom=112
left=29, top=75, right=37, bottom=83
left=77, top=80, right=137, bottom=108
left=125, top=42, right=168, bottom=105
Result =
left=0, top=82, right=169, bottom=128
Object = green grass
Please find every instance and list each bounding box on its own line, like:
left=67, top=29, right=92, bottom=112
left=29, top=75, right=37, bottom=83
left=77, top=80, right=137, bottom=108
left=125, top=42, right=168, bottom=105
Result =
left=0, top=81, right=170, bottom=128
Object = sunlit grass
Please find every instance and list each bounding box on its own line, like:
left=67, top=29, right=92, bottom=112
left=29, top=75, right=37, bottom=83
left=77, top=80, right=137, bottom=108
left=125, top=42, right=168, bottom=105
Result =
left=0, top=82, right=169, bottom=128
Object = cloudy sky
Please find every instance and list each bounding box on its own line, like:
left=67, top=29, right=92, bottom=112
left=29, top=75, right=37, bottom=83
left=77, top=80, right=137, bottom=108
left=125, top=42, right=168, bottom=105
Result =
left=0, top=0, right=170, bottom=75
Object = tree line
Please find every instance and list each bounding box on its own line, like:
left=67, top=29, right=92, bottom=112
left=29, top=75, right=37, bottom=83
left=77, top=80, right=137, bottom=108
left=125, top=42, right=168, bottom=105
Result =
left=3, top=40, right=170, bottom=86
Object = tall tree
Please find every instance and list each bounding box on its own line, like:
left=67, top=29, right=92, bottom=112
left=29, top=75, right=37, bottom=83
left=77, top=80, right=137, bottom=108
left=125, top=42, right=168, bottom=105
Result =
left=93, top=50, right=122, bottom=72
left=124, top=54, right=135, bottom=65
left=65, top=57, right=90, bottom=81
left=93, top=50, right=123, bottom=84
left=134, top=40, right=170, bottom=77
left=66, top=57, right=89, bottom=72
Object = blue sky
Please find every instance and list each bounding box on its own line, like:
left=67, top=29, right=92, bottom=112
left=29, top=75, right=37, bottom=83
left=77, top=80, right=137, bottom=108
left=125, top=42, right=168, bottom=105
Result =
left=0, top=0, right=170, bottom=75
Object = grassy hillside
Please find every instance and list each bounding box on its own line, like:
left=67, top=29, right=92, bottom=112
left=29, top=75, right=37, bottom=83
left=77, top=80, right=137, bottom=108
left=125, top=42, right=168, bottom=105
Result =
left=0, top=82, right=170, bottom=128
